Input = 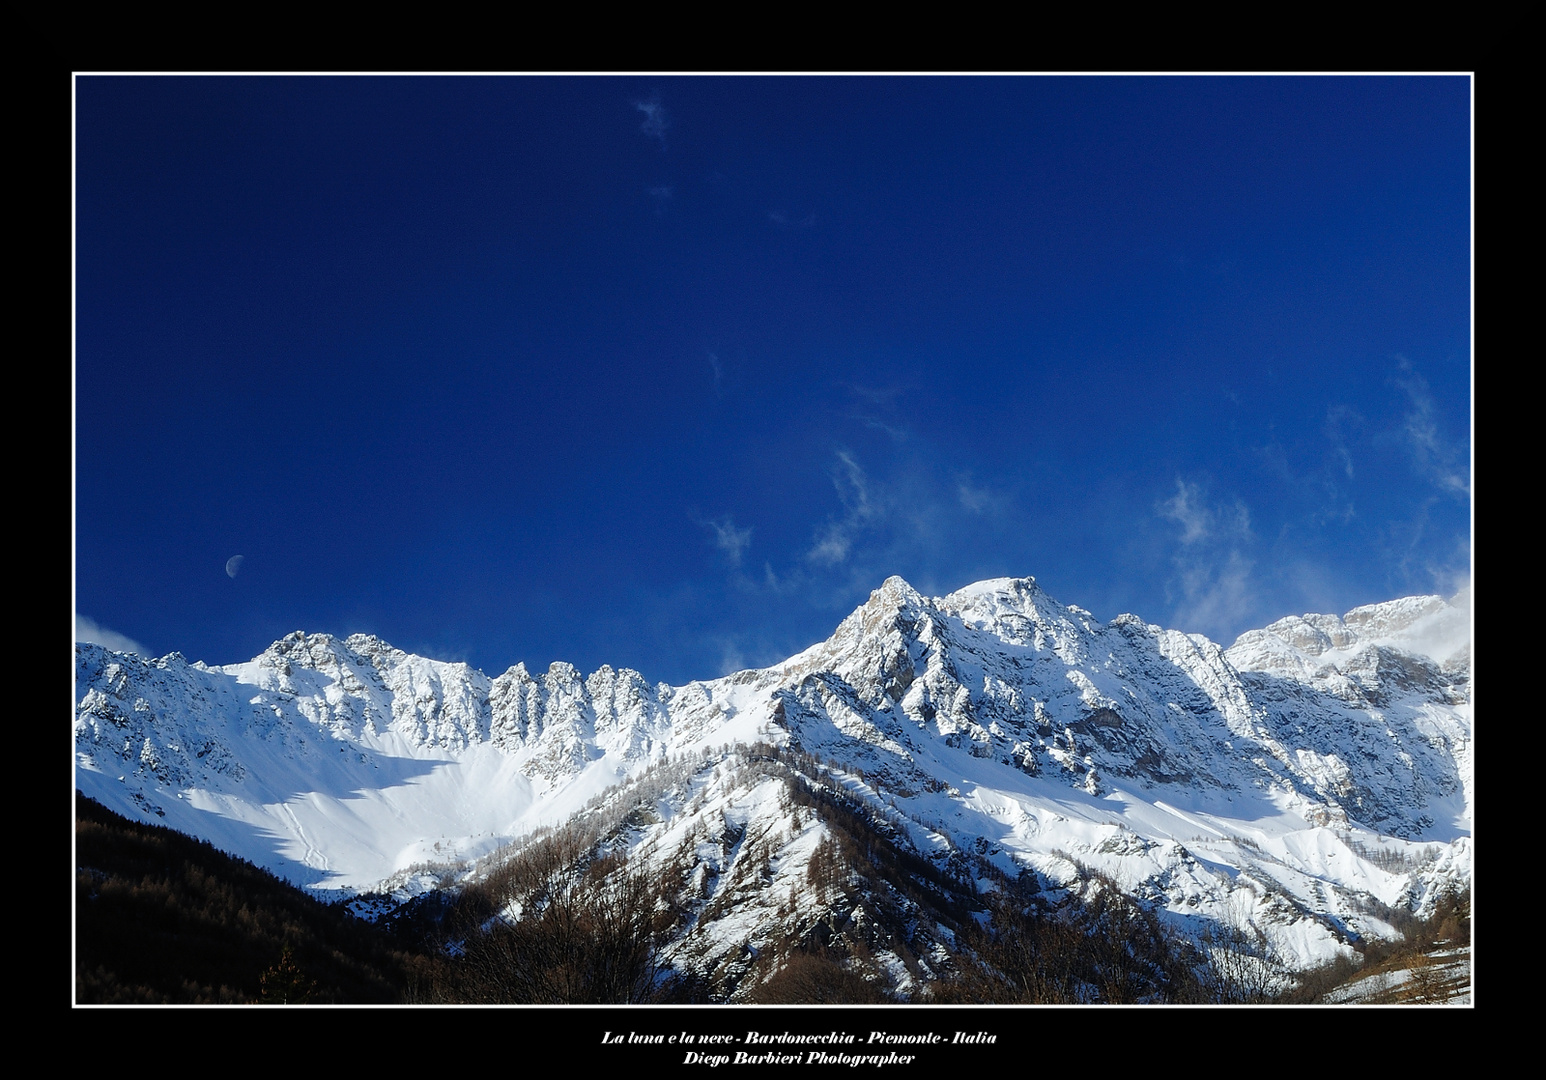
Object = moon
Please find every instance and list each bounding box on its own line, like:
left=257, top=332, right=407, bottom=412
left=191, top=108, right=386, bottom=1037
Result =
left=225, top=555, right=245, bottom=578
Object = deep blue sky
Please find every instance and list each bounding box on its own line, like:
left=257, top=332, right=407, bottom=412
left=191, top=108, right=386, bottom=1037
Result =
left=74, top=76, right=1471, bottom=684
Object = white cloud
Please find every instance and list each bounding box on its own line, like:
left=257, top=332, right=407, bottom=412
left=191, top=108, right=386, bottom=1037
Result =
left=1449, top=572, right=1472, bottom=613
left=1427, top=538, right=1473, bottom=608
left=807, top=524, right=852, bottom=567
left=1170, top=550, right=1256, bottom=640
left=957, top=485, right=990, bottom=513
left=635, top=96, right=668, bottom=145
left=957, top=474, right=1008, bottom=515
left=845, top=384, right=905, bottom=408
left=1323, top=404, right=1360, bottom=481
left=806, top=451, right=882, bottom=566
left=1394, top=360, right=1469, bottom=497
left=75, top=614, right=148, bottom=657
left=1159, top=479, right=1250, bottom=546
left=704, top=517, right=753, bottom=566
left=1156, top=479, right=1259, bottom=640
left=856, top=415, right=907, bottom=442
left=840, top=383, right=911, bottom=442
left=833, top=451, right=876, bottom=519
left=1159, top=480, right=1211, bottom=544
left=717, top=640, right=748, bottom=677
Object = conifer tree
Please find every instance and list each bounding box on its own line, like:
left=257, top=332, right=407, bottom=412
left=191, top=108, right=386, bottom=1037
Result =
left=259, top=946, right=318, bottom=1004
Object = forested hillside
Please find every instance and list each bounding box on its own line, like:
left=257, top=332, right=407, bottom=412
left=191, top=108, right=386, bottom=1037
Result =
left=75, top=793, right=418, bottom=1003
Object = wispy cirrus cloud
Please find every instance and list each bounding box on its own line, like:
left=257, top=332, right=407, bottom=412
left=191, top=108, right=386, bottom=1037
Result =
left=635, top=95, right=668, bottom=147
left=1159, top=479, right=1251, bottom=546
left=1393, top=359, right=1469, bottom=497
left=807, top=450, right=882, bottom=566
left=701, top=516, right=753, bottom=566
left=845, top=384, right=905, bottom=409
left=957, top=474, right=1008, bottom=515
left=1323, top=404, right=1360, bottom=482
left=716, top=637, right=749, bottom=676
left=1157, top=479, right=1258, bottom=639
left=1310, top=404, right=1363, bottom=525
left=1251, top=408, right=1359, bottom=529
left=841, top=382, right=910, bottom=442
left=1172, top=550, right=1256, bottom=640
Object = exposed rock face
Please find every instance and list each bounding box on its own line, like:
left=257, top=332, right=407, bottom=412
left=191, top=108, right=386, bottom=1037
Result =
left=74, top=575, right=1471, bottom=973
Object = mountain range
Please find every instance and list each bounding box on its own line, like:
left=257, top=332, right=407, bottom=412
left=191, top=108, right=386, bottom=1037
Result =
left=74, top=575, right=1471, bottom=993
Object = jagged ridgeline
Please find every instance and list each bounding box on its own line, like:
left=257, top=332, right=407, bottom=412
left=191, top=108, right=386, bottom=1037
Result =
left=75, top=574, right=1471, bottom=1000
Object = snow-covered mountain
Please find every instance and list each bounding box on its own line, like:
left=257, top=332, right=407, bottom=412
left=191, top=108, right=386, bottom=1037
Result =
left=74, top=575, right=1470, bottom=980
